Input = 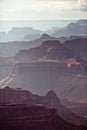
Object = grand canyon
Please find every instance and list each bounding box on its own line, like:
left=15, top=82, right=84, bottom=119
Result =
left=0, top=19, right=87, bottom=130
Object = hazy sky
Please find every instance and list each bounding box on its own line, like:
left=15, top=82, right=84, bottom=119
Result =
left=0, top=0, right=87, bottom=20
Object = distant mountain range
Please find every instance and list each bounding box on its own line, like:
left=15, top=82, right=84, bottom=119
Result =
left=0, top=19, right=87, bottom=42
left=51, top=20, right=87, bottom=38
left=0, top=34, right=56, bottom=57
left=6, top=27, right=43, bottom=41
